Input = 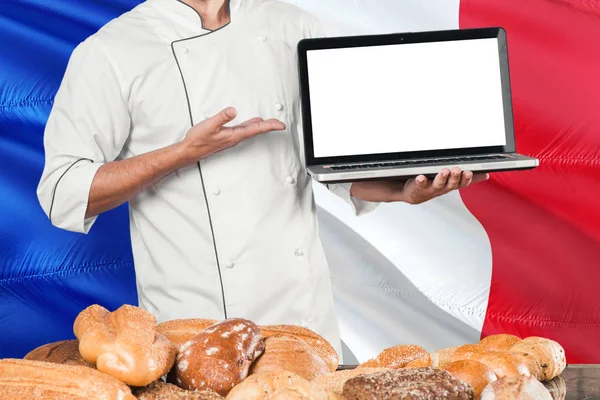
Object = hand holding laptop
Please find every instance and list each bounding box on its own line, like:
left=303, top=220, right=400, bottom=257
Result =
left=349, top=167, right=489, bottom=204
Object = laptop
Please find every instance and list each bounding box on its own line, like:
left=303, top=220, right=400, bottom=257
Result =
left=297, top=27, right=538, bottom=183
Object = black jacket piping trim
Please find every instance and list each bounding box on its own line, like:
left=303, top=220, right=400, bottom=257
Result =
left=170, top=33, right=229, bottom=320
left=48, top=158, right=93, bottom=224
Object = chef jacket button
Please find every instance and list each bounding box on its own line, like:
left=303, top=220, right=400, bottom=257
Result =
left=294, top=248, right=304, bottom=257
left=274, top=103, right=284, bottom=111
left=286, top=176, right=295, bottom=185
left=212, top=188, right=221, bottom=196
left=224, top=260, right=235, bottom=269
left=258, top=35, right=267, bottom=42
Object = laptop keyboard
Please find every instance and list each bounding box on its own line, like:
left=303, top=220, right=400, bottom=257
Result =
left=326, top=154, right=510, bottom=170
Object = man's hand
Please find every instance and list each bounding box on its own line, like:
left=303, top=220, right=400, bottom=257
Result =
left=349, top=167, right=489, bottom=204
left=180, top=107, right=286, bottom=164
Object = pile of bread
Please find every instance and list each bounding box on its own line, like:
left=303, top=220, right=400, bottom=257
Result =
left=0, top=304, right=567, bottom=399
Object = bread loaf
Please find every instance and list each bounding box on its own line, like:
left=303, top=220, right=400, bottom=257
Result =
left=431, top=346, right=459, bottom=368
left=312, top=368, right=390, bottom=395
left=269, top=381, right=337, bottom=400
left=226, top=370, right=307, bottom=400
left=157, top=319, right=218, bottom=348
left=174, top=318, right=265, bottom=396
left=343, top=367, right=474, bottom=400
left=451, top=344, right=487, bottom=363
left=24, top=340, right=92, bottom=367
left=261, top=325, right=339, bottom=372
left=442, top=360, right=497, bottom=399
left=509, top=337, right=566, bottom=381
left=478, top=334, right=521, bottom=352
left=470, top=351, right=530, bottom=379
left=134, top=381, right=224, bottom=399
left=73, top=304, right=177, bottom=387
left=480, top=375, right=552, bottom=400
left=250, top=334, right=330, bottom=381
left=357, top=344, right=430, bottom=369
left=0, top=358, right=135, bottom=400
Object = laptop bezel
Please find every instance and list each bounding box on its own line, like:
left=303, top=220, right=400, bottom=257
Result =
left=297, top=27, right=516, bottom=167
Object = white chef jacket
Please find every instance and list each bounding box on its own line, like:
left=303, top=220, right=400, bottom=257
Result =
left=37, top=0, right=378, bottom=359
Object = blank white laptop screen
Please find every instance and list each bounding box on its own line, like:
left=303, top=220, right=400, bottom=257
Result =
left=305, top=38, right=507, bottom=158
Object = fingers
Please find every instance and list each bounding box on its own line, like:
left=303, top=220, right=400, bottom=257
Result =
left=459, top=171, right=473, bottom=188
left=230, top=118, right=286, bottom=140
left=445, top=167, right=462, bottom=190
left=471, top=173, right=490, bottom=183
left=432, top=169, right=450, bottom=190
left=206, top=107, right=237, bottom=129
left=238, top=117, right=264, bottom=127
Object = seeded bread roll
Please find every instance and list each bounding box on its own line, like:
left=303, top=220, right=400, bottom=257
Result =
left=431, top=346, right=460, bottom=368
left=509, top=337, right=566, bottom=381
left=343, top=367, right=474, bottom=400
left=24, top=340, right=92, bottom=367
left=357, top=345, right=430, bottom=369
left=480, top=375, right=552, bottom=400
left=250, top=334, right=330, bottom=381
left=173, top=318, right=265, bottom=396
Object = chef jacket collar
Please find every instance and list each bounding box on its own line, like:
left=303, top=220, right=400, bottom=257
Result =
left=150, top=0, right=244, bottom=31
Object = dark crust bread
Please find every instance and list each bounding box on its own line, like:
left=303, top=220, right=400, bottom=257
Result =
left=343, top=367, right=474, bottom=400
left=24, top=340, right=92, bottom=367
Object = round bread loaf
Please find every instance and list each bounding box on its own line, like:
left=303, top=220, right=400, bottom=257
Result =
left=343, top=367, right=474, bottom=400
left=24, top=340, right=92, bottom=367
left=269, top=381, right=335, bottom=400
left=312, top=367, right=390, bottom=395
left=250, top=334, right=330, bottom=381
left=478, top=335, right=521, bottom=352
left=174, top=318, right=265, bottom=396
left=509, top=337, right=566, bottom=381
left=480, top=375, right=552, bottom=399
left=157, top=318, right=219, bottom=347
left=470, top=351, right=530, bottom=379
left=134, top=381, right=224, bottom=399
left=443, top=360, right=497, bottom=399
left=260, top=324, right=339, bottom=372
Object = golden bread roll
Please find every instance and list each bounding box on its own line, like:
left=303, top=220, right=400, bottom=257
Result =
left=312, top=367, right=389, bottom=395
left=470, top=351, right=530, bottom=379
left=430, top=346, right=459, bottom=368
left=542, top=376, right=566, bottom=400
left=250, top=334, right=330, bottom=381
left=174, top=318, right=265, bottom=396
left=451, top=344, right=487, bottom=362
left=357, top=344, right=429, bottom=369
left=134, top=381, right=224, bottom=399
left=442, top=359, right=498, bottom=399
left=226, top=370, right=307, bottom=400
left=509, top=337, right=566, bottom=381
left=0, top=358, right=135, bottom=400
left=157, top=318, right=218, bottom=348
left=260, top=324, right=339, bottom=372
left=73, top=304, right=177, bottom=387
left=479, top=334, right=521, bottom=351
left=480, top=374, right=552, bottom=399
left=24, top=339, right=92, bottom=367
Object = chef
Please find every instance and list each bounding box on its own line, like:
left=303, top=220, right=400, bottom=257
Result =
left=37, top=0, right=487, bottom=359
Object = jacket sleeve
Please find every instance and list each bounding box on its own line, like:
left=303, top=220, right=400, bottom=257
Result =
left=36, top=36, right=131, bottom=234
left=304, top=13, right=380, bottom=216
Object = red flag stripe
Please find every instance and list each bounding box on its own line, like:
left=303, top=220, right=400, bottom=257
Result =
left=459, top=0, right=600, bottom=363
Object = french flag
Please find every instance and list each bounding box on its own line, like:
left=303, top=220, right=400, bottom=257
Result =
left=0, top=0, right=598, bottom=365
